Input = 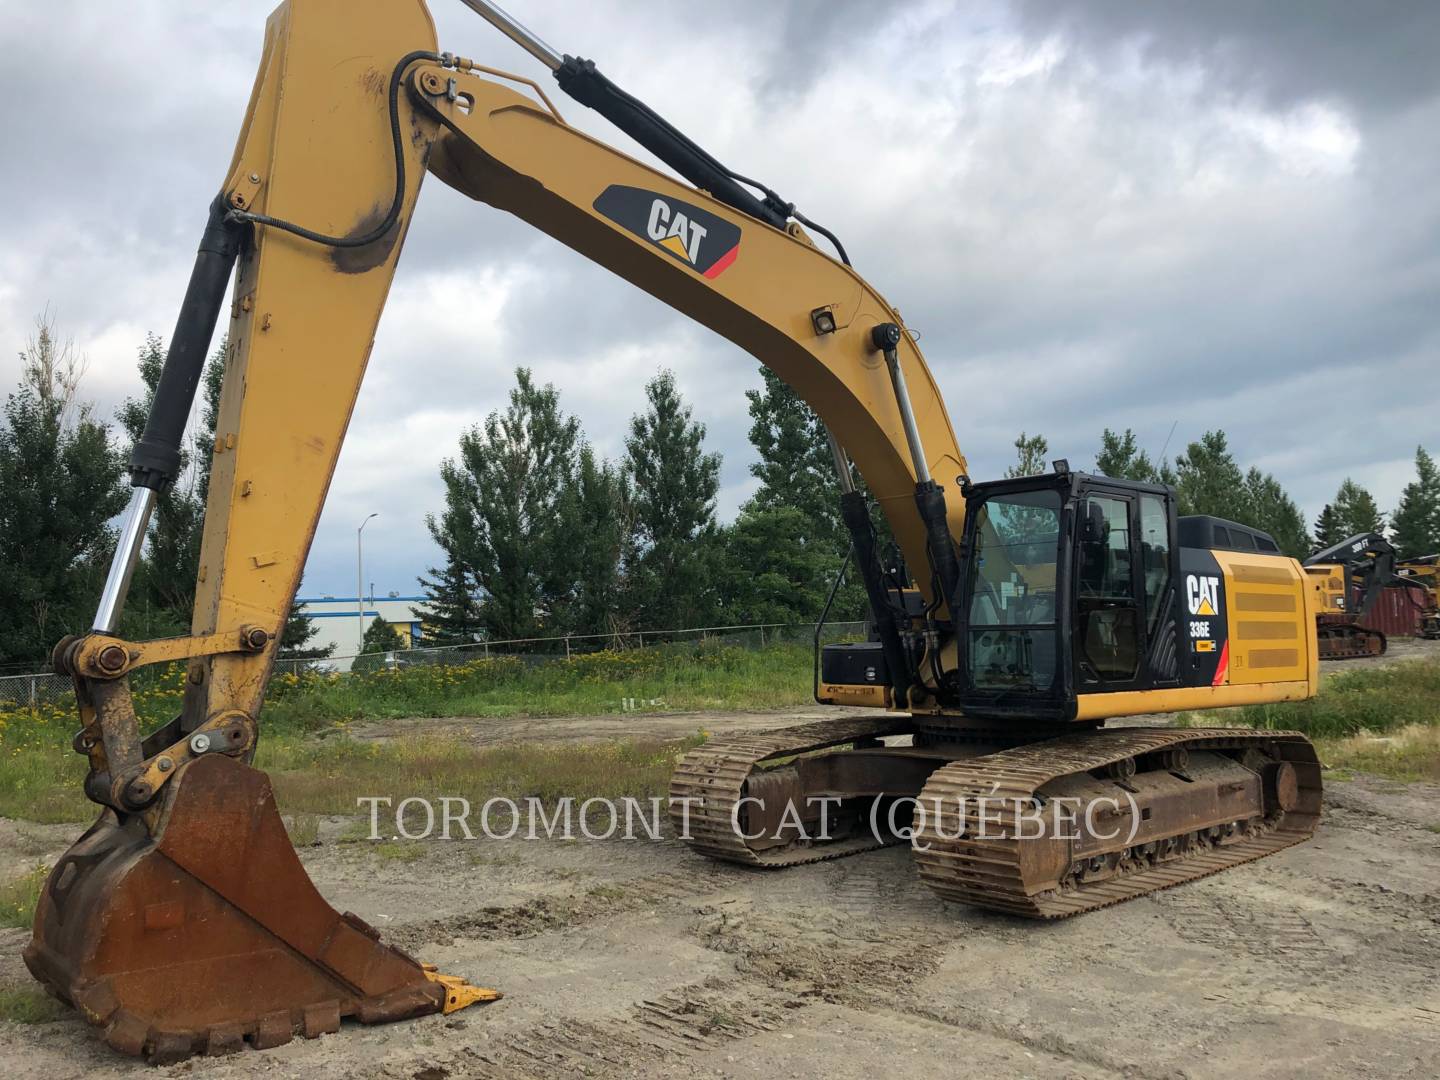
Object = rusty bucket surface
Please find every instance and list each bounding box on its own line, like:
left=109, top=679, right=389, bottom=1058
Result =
left=25, top=753, right=492, bottom=1063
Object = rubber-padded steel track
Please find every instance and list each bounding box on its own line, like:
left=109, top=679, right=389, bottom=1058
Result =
left=911, top=727, right=1322, bottom=918
left=669, top=715, right=912, bottom=867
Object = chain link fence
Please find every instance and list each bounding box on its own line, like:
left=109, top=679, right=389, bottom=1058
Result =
left=274, top=620, right=869, bottom=675
left=1, top=620, right=872, bottom=704
left=0, top=670, right=72, bottom=709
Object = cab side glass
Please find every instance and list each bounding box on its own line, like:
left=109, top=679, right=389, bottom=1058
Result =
left=967, top=490, right=1060, bottom=691
left=1076, top=494, right=1140, bottom=682
left=1140, top=494, right=1171, bottom=630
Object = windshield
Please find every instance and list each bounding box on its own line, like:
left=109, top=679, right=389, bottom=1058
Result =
left=966, top=490, right=1060, bottom=691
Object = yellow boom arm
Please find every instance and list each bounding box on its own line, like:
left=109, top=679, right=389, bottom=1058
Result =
left=187, top=0, right=967, bottom=728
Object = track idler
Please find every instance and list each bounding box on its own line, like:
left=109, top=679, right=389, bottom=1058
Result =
left=24, top=753, right=498, bottom=1063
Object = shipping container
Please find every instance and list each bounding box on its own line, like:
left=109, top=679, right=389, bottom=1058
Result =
left=1358, top=585, right=1436, bottom=638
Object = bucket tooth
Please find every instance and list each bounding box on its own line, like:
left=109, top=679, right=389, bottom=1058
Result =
left=24, top=753, right=496, bottom=1062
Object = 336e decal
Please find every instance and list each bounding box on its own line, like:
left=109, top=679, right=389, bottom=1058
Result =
left=594, top=185, right=741, bottom=278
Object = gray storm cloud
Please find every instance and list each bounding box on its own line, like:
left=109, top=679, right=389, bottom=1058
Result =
left=0, top=0, right=1433, bottom=593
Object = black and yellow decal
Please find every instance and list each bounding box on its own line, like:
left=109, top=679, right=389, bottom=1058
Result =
left=594, top=185, right=741, bottom=278
left=1179, top=549, right=1230, bottom=686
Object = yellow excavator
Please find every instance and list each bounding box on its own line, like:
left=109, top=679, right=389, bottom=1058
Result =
left=27, top=0, right=1324, bottom=1062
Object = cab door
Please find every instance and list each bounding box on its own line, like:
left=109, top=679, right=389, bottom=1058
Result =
left=1072, top=485, right=1179, bottom=692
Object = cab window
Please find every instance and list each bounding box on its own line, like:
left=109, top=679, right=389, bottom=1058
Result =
left=1076, top=495, right=1140, bottom=682
left=1139, top=495, right=1170, bottom=630
left=966, top=490, right=1060, bottom=691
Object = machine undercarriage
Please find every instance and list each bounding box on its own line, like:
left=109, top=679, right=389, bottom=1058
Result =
left=673, top=717, right=1320, bottom=916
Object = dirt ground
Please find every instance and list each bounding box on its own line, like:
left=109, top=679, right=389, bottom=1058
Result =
left=2, top=642, right=1439, bottom=1078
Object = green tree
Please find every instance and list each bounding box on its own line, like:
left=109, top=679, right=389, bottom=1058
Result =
left=741, top=367, right=864, bottom=622
left=720, top=506, right=840, bottom=625
left=1094, top=428, right=1159, bottom=483
left=279, top=585, right=334, bottom=662
left=744, top=369, right=841, bottom=541
left=1313, top=504, right=1343, bottom=549
left=1393, top=452, right=1440, bottom=561
left=555, top=446, right=632, bottom=637
left=1170, top=430, right=1309, bottom=554
left=1328, top=477, right=1386, bottom=539
left=0, top=317, right=128, bottom=662
left=1173, top=430, right=1247, bottom=518
left=1390, top=446, right=1440, bottom=559
left=360, top=614, right=403, bottom=653
left=624, top=370, right=721, bottom=629
left=428, top=368, right=580, bottom=642
left=416, top=549, right=482, bottom=646
left=1243, top=468, right=1311, bottom=559
left=1005, top=431, right=1050, bottom=478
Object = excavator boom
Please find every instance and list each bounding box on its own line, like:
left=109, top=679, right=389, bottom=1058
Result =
left=27, top=0, right=964, bottom=1061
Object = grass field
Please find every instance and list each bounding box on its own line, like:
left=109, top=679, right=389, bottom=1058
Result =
left=0, top=639, right=809, bottom=822
left=1183, top=658, right=1440, bottom=780
left=1, top=645, right=1436, bottom=828
left=265, top=639, right=818, bottom=725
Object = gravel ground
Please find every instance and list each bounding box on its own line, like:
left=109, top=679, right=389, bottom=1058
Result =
left=2, top=639, right=1438, bottom=1078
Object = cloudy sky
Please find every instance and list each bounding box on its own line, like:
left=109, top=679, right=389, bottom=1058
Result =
left=1, top=1, right=1435, bottom=599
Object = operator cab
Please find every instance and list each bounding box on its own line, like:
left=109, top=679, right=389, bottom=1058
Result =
left=954, top=469, right=1185, bottom=720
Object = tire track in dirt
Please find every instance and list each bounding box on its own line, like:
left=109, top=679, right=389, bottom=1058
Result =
left=386, top=865, right=735, bottom=951
left=1154, top=888, right=1340, bottom=977
left=398, top=980, right=804, bottom=1080
left=684, top=892, right=1141, bottom=1079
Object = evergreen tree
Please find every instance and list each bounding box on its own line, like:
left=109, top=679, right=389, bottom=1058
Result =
left=624, top=369, right=721, bottom=629
left=741, top=367, right=864, bottom=622
left=1390, top=446, right=1440, bottom=559
left=0, top=317, right=128, bottom=662
left=1328, top=477, right=1386, bottom=538
left=744, top=368, right=841, bottom=542
left=1094, top=428, right=1159, bottom=483
left=1173, top=430, right=1247, bottom=519
left=1005, top=431, right=1050, bottom=478
left=556, top=445, right=632, bottom=637
left=427, top=368, right=580, bottom=642
left=1242, top=468, right=1311, bottom=559
left=1168, top=430, right=1310, bottom=554
left=1313, top=504, right=1343, bottom=549
left=416, top=549, right=482, bottom=645
left=360, top=614, right=403, bottom=653
left=279, top=585, right=334, bottom=662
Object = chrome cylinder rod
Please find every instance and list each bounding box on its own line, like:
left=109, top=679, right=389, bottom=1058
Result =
left=93, top=486, right=157, bottom=633
left=884, top=350, right=931, bottom=485
left=825, top=429, right=857, bottom=495
left=457, top=0, right=563, bottom=70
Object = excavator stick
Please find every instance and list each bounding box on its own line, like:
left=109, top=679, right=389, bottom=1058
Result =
left=25, top=755, right=492, bottom=1063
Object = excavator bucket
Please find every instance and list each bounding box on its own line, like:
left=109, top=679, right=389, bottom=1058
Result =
left=24, top=753, right=497, bottom=1063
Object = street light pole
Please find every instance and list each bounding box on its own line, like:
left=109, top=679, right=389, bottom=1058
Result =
left=357, top=513, right=378, bottom=653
